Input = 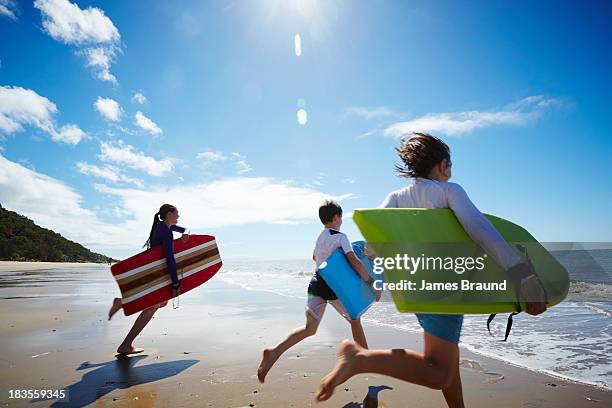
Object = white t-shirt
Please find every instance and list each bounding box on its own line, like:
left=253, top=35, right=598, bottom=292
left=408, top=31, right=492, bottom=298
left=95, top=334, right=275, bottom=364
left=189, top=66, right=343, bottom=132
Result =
left=379, top=177, right=522, bottom=270
left=313, top=228, right=353, bottom=268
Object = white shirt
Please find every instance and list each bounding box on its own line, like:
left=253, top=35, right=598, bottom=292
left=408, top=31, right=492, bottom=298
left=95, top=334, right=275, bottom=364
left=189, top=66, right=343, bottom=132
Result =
left=379, top=178, right=522, bottom=270
left=313, top=228, right=353, bottom=268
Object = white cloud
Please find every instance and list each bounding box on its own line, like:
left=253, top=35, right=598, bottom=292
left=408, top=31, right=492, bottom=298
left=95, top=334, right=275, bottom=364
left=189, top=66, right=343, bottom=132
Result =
left=81, top=47, right=118, bottom=84
left=99, top=140, right=172, bottom=176
left=93, top=96, right=122, bottom=121
left=0, top=0, right=18, bottom=20
left=95, top=177, right=353, bottom=230
left=52, top=123, right=87, bottom=145
left=131, top=92, right=147, bottom=104
left=235, top=160, right=253, bottom=175
left=196, top=150, right=253, bottom=175
left=76, top=162, right=143, bottom=187
left=384, top=95, right=561, bottom=138
left=346, top=106, right=398, bottom=120
left=34, top=0, right=119, bottom=44
left=0, top=154, right=125, bottom=249
left=197, top=151, right=228, bottom=162
left=0, top=86, right=87, bottom=145
left=34, top=0, right=121, bottom=84
left=0, top=154, right=353, bottom=256
left=0, top=86, right=56, bottom=134
left=134, top=111, right=162, bottom=135
left=76, top=161, right=119, bottom=181
left=312, top=172, right=326, bottom=186
left=231, top=152, right=253, bottom=174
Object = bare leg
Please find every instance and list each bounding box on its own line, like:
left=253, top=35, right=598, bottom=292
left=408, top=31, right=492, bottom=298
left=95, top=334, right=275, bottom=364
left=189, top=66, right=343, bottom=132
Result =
left=348, top=319, right=368, bottom=349
left=117, top=301, right=167, bottom=354
left=423, top=330, right=464, bottom=408
left=257, top=313, right=319, bottom=383
left=316, top=333, right=463, bottom=407
left=442, top=365, right=464, bottom=408
left=330, top=300, right=368, bottom=349
left=108, top=297, right=122, bottom=320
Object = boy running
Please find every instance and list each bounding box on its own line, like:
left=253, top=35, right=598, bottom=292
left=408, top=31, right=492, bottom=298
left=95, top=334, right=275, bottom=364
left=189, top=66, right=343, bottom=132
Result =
left=257, top=200, right=380, bottom=383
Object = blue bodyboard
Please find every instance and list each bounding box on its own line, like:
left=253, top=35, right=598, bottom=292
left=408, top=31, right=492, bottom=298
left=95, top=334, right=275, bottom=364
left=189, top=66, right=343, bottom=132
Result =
left=317, top=241, right=379, bottom=319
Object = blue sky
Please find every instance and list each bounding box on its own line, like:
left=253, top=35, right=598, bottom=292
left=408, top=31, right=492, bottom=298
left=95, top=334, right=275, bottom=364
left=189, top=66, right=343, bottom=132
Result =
left=0, top=0, right=611, bottom=260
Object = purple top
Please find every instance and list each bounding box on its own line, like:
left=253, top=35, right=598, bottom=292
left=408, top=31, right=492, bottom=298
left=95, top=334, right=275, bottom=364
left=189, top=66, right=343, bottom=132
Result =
left=150, top=223, right=186, bottom=285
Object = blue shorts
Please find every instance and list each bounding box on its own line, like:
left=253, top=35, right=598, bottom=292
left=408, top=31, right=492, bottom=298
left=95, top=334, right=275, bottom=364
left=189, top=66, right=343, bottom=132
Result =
left=415, top=313, right=463, bottom=344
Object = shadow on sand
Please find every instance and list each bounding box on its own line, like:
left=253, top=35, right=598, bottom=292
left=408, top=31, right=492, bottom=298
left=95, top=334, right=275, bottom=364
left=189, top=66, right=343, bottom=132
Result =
left=342, top=385, right=393, bottom=408
left=33, top=354, right=198, bottom=407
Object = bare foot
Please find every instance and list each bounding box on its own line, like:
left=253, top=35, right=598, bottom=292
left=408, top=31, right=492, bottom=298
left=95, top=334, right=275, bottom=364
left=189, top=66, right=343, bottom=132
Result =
left=316, top=340, right=363, bottom=402
left=116, top=345, right=144, bottom=355
left=108, top=298, right=122, bottom=321
left=257, top=348, right=278, bottom=383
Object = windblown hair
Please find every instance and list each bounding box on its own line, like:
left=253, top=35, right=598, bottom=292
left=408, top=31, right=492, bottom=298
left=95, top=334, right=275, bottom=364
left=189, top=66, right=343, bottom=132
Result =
left=394, top=133, right=450, bottom=178
left=144, top=204, right=177, bottom=248
left=319, top=199, right=343, bottom=224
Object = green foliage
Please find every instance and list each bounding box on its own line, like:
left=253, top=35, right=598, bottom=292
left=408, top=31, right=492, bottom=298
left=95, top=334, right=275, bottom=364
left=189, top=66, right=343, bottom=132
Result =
left=0, top=204, right=116, bottom=263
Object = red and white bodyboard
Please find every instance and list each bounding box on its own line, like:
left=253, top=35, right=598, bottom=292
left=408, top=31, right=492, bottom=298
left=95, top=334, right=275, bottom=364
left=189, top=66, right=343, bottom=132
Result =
left=111, top=234, right=221, bottom=316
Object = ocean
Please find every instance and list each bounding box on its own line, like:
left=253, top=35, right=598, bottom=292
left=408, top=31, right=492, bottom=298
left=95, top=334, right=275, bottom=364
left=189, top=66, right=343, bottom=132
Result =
left=218, top=248, right=612, bottom=390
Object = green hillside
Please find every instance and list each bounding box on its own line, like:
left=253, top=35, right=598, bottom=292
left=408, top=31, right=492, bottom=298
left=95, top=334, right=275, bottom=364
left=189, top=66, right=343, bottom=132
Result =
left=0, top=204, right=116, bottom=263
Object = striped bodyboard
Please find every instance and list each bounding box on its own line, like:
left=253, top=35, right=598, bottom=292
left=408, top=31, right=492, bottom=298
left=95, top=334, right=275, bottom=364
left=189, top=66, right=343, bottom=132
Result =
left=111, top=234, right=222, bottom=316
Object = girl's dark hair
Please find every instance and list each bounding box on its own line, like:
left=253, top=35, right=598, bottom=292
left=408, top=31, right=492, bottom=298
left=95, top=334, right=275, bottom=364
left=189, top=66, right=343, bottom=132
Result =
left=394, top=133, right=450, bottom=178
left=144, top=204, right=177, bottom=248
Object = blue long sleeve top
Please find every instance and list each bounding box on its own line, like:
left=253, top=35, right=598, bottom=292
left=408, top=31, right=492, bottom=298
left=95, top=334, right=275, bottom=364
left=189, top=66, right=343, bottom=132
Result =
left=150, top=223, right=186, bottom=285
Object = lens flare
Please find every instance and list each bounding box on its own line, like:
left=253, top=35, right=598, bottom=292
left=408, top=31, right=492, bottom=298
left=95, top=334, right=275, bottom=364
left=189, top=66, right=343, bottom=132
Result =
left=294, top=34, right=302, bottom=57
left=297, top=108, right=308, bottom=125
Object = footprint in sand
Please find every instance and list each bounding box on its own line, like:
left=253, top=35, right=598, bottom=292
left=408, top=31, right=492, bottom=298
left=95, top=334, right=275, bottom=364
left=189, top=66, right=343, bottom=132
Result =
left=459, top=359, right=484, bottom=371
left=484, top=372, right=505, bottom=384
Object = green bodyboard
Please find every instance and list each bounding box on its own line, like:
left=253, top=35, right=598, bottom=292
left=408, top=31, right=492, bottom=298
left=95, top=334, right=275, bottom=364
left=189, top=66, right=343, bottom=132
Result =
left=353, top=208, right=569, bottom=314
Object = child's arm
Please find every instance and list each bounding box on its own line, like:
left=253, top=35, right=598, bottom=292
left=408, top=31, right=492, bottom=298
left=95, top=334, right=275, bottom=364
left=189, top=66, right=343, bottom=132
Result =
left=171, top=225, right=189, bottom=242
left=446, top=183, right=522, bottom=270
left=447, top=183, right=546, bottom=315
left=346, top=252, right=371, bottom=282
left=171, top=225, right=186, bottom=233
left=339, top=234, right=380, bottom=299
left=161, top=231, right=180, bottom=288
left=346, top=252, right=381, bottom=300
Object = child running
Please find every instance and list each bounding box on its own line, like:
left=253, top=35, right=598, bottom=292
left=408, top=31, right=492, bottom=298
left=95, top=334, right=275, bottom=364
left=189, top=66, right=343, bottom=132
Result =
left=108, top=203, right=189, bottom=354
left=257, top=200, right=381, bottom=383
left=316, top=134, right=547, bottom=407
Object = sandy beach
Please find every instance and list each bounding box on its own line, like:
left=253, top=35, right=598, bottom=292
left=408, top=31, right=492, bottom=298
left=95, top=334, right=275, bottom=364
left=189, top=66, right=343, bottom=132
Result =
left=0, top=262, right=104, bottom=272
left=0, top=262, right=610, bottom=407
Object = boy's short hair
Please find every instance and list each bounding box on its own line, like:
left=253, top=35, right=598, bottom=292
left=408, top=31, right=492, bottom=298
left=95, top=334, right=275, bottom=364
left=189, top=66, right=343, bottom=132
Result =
left=395, top=133, right=450, bottom=178
left=319, top=199, right=342, bottom=224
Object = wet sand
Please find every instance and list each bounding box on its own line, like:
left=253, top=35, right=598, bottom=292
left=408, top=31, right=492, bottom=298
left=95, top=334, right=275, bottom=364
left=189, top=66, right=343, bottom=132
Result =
left=0, top=262, right=610, bottom=407
left=0, top=262, right=103, bottom=272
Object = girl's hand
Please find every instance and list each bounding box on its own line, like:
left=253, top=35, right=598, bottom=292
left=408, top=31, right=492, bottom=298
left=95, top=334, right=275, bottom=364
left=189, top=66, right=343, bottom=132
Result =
left=181, top=233, right=190, bottom=242
left=520, top=276, right=548, bottom=315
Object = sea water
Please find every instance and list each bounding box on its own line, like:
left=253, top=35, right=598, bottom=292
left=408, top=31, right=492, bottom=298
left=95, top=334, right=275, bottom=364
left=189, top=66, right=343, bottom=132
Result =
left=219, top=249, right=612, bottom=390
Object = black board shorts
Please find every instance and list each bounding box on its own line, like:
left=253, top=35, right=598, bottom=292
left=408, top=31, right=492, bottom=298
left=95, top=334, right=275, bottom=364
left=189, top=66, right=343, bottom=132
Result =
left=307, top=272, right=338, bottom=301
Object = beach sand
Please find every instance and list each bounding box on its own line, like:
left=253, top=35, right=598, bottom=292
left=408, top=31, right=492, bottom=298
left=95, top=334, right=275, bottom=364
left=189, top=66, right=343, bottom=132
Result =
left=0, top=262, right=104, bottom=272
left=0, top=262, right=610, bottom=407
